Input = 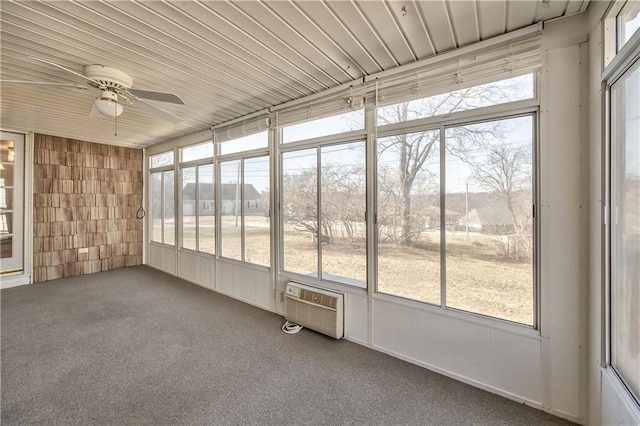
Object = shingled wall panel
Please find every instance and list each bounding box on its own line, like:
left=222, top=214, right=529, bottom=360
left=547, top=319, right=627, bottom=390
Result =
left=32, top=134, right=143, bottom=282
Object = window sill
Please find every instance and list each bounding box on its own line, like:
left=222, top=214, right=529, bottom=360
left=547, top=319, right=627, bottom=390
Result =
left=373, top=292, right=541, bottom=339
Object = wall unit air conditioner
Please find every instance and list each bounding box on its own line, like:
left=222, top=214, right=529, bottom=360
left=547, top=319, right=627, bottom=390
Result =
left=285, top=282, right=344, bottom=339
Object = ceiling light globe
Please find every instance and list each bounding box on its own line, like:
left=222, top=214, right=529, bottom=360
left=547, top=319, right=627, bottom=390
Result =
left=95, top=98, right=124, bottom=117
left=94, top=91, right=123, bottom=117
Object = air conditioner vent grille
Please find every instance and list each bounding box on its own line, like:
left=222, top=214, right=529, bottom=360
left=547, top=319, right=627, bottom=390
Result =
left=285, top=282, right=344, bottom=339
left=300, top=289, right=338, bottom=310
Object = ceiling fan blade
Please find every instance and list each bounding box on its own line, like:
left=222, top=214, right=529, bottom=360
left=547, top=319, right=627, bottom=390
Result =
left=135, top=99, right=182, bottom=123
left=0, top=79, right=88, bottom=89
left=29, top=56, right=101, bottom=87
left=127, top=88, right=184, bottom=105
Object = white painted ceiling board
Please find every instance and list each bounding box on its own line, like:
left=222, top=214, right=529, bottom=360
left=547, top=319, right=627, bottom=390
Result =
left=476, top=1, right=508, bottom=39
left=292, top=1, right=384, bottom=75
left=446, top=1, right=481, bottom=48
left=173, top=1, right=331, bottom=93
left=417, top=1, right=458, bottom=52
left=355, top=1, right=418, bottom=66
left=229, top=1, right=345, bottom=87
left=506, top=1, right=539, bottom=31
left=323, top=1, right=400, bottom=70
left=0, top=0, right=589, bottom=148
left=536, top=0, right=571, bottom=21
left=565, top=0, right=589, bottom=15
left=386, top=1, right=437, bottom=59
left=266, top=1, right=365, bottom=81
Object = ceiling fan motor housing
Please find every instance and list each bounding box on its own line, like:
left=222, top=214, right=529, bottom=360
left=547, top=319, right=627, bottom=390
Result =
left=84, top=64, right=133, bottom=89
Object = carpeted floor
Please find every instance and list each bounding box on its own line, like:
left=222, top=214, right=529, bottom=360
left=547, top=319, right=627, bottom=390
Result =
left=1, top=266, right=573, bottom=425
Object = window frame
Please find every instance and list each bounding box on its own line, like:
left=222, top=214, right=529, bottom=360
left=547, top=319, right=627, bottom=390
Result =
left=605, top=47, right=640, bottom=407
left=279, top=115, right=369, bottom=288
left=603, top=2, right=640, bottom=407
left=0, top=131, right=25, bottom=273
left=374, top=105, right=540, bottom=328
left=216, top=137, right=270, bottom=269
left=148, top=167, right=175, bottom=247
left=148, top=149, right=176, bottom=247
left=178, top=142, right=214, bottom=255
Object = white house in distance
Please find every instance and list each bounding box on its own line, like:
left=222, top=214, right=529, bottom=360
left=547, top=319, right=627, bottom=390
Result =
left=182, top=182, right=266, bottom=216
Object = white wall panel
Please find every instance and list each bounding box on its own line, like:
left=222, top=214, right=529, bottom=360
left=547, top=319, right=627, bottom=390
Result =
left=539, top=33, right=589, bottom=421
left=146, top=244, right=176, bottom=275
left=587, top=4, right=606, bottom=424
left=216, top=261, right=273, bottom=312
left=177, top=251, right=215, bottom=290
left=344, top=293, right=368, bottom=345
left=371, top=298, right=544, bottom=406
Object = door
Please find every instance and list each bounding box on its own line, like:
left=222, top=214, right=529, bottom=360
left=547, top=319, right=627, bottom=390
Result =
left=0, top=131, right=25, bottom=274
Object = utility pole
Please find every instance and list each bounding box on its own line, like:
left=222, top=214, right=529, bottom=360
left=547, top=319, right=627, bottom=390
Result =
left=465, top=182, right=469, bottom=237
left=235, top=164, right=241, bottom=228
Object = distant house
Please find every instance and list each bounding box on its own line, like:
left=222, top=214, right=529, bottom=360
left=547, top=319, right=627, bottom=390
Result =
left=424, top=206, right=461, bottom=229
left=182, top=183, right=265, bottom=216
left=460, top=208, right=516, bottom=234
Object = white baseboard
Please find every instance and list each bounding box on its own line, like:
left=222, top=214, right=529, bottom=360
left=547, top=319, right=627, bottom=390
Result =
left=1, top=274, right=31, bottom=289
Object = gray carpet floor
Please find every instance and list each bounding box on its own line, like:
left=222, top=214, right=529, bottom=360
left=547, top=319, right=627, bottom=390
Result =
left=1, top=266, right=573, bottom=425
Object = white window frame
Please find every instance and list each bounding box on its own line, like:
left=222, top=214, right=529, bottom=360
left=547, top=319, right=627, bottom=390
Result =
left=278, top=110, right=368, bottom=289
left=603, top=21, right=640, bottom=406
left=217, top=138, right=270, bottom=270
left=178, top=141, right=214, bottom=255
left=148, top=151, right=175, bottom=247
left=0, top=131, right=25, bottom=274
left=374, top=87, right=540, bottom=328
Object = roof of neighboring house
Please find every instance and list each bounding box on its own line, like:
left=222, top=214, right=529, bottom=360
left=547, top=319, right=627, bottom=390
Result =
left=424, top=205, right=462, bottom=218
left=183, top=183, right=261, bottom=201
left=464, top=208, right=513, bottom=226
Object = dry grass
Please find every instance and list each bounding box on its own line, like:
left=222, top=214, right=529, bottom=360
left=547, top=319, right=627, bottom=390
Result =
left=155, top=217, right=534, bottom=325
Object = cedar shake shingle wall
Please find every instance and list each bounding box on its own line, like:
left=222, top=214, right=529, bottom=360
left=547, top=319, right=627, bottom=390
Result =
left=33, top=134, right=143, bottom=283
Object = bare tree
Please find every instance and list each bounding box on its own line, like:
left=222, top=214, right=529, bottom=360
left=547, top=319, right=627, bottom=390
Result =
left=376, top=78, right=527, bottom=248
left=282, top=162, right=366, bottom=244
left=282, top=169, right=318, bottom=239
left=321, top=163, right=366, bottom=243
left=470, top=145, right=531, bottom=231
left=446, top=121, right=532, bottom=260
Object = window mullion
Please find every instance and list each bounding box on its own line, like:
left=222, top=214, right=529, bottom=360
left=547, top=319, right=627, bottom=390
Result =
left=161, top=171, right=165, bottom=244
left=439, top=125, right=447, bottom=309
left=195, top=165, right=200, bottom=252
left=317, top=146, right=322, bottom=280
left=240, top=159, right=245, bottom=262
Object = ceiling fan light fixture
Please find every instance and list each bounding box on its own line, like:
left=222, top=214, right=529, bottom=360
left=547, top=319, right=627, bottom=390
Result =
left=95, top=91, right=123, bottom=117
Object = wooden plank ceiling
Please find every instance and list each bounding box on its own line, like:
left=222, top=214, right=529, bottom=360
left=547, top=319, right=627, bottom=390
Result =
left=0, top=0, right=589, bottom=148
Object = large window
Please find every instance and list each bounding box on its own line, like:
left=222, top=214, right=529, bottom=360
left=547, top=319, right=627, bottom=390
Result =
left=376, top=75, right=536, bottom=326
left=377, top=74, right=534, bottom=125
left=617, top=0, right=640, bottom=52
left=149, top=151, right=176, bottom=246
left=179, top=142, right=214, bottom=254
left=610, top=57, right=640, bottom=403
left=377, top=130, right=441, bottom=304
left=243, top=156, right=270, bottom=266
left=220, top=131, right=268, bottom=155
left=282, top=141, right=366, bottom=287
left=220, top=160, right=242, bottom=260
left=282, top=110, right=364, bottom=143
left=218, top=131, right=270, bottom=268
left=445, top=116, right=534, bottom=324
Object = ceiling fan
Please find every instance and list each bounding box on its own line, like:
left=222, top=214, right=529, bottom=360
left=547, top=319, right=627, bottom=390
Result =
left=1, top=56, right=184, bottom=123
